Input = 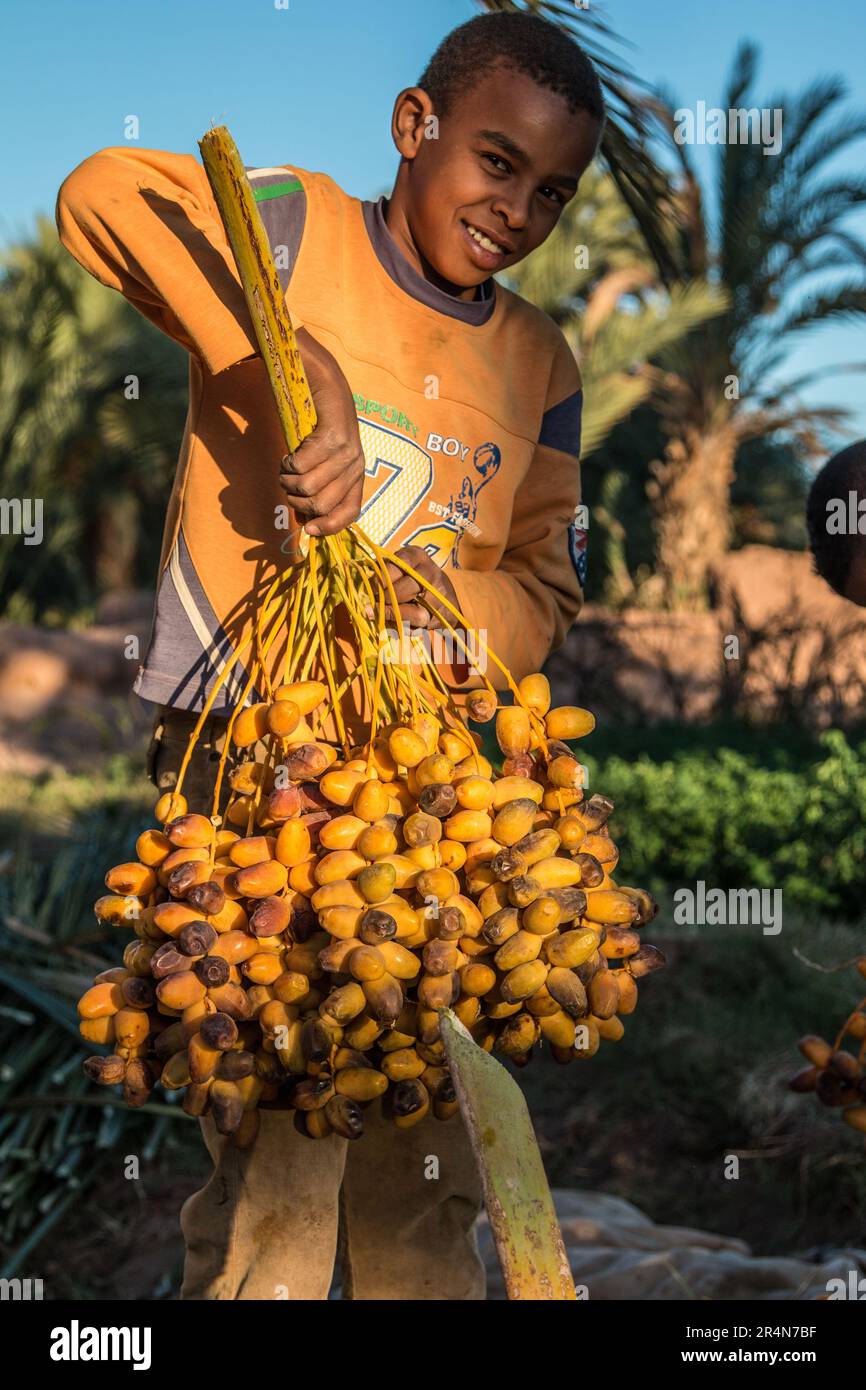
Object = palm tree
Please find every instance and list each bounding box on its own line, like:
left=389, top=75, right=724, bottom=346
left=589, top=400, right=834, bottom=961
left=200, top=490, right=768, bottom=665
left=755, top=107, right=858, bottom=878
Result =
left=504, top=166, right=728, bottom=601
left=642, top=43, right=866, bottom=606
left=0, top=221, right=187, bottom=622
left=506, top=165, right=728, bottom=457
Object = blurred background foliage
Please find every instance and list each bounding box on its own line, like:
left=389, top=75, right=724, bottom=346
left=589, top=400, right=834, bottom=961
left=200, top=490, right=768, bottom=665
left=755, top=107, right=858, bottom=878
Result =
left=0, top=222, right=187, bottom=626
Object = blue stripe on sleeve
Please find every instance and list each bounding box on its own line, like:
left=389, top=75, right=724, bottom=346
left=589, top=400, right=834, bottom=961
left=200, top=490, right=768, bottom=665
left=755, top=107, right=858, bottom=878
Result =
left=539, top=388, right=583, bottom=457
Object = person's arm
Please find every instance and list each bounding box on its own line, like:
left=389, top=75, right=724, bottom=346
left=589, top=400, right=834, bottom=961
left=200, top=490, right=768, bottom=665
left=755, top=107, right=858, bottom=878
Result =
left=56, top=145, right=261, bottom=372
left=447, top=439, right=583, bottom=683
left=56, top=146, right=364, bottom=535
left=379, top=350, right=584, bottom=685
left=448, top=351, right=585, bottom=684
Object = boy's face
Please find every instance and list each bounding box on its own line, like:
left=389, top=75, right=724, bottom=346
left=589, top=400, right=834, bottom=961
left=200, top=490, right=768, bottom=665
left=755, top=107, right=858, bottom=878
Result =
left=392, top=64, right=601, bottom=292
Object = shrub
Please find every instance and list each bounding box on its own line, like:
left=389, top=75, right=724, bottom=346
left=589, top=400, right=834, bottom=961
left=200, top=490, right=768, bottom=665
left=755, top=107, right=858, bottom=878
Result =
left=587, top=729, right=866, bottom=916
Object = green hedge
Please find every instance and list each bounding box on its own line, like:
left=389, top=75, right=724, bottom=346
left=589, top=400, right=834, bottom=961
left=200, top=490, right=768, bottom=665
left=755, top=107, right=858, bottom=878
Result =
left=586, top=729, right=866, bottom=916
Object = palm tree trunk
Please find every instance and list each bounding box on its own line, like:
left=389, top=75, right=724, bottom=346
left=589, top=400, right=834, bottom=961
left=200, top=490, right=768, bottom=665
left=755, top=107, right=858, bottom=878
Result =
left=648, top=428, right=737, bottom=608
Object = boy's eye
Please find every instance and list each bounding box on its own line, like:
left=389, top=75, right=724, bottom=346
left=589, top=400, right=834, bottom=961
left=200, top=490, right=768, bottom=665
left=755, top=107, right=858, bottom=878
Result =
left=539, top=186, right=566, bottom=207
left=482, top=151, right=511, bottom=175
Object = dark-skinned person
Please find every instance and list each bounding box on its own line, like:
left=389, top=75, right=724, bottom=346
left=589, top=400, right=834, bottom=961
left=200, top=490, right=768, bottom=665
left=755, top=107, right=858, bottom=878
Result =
left=56, top=11, right=602, bottom=1301
left=807, top=440, right=866, bottom=605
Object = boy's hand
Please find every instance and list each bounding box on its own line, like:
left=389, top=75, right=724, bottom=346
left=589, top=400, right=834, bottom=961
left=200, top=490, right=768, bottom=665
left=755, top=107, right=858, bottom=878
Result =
left=278, top=329, right=365, bottom=537
left=382, top=546, right=459, bottom=629
left=381, top=547, right=472, bottom=683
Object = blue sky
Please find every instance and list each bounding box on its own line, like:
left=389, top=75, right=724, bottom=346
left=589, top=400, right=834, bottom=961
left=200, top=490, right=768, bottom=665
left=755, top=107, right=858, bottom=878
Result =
left=3, top=0, right=865, bottom=441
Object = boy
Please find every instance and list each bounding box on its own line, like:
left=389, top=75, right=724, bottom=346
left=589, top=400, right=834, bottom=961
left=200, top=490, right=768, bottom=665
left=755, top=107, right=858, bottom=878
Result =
left=56, top=11, right=604, bottom=1300
left=806, top=441, right=866, bottom=605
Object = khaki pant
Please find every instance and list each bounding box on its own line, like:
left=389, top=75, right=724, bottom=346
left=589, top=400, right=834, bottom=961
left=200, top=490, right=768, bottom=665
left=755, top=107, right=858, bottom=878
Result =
left=146, top=705, right=486, bottom=1301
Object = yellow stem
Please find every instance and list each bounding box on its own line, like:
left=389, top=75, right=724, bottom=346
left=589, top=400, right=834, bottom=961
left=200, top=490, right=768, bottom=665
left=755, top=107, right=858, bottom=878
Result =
left=307, top=538, right=348, bottom=753
left=352, top=524, right=524, bottom=703
left=173, top=624, right=257, bottom=811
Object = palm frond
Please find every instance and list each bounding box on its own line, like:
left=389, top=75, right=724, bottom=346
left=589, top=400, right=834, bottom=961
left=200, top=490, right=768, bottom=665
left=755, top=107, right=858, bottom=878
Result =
left=0, top=820, right=186, bottom=1271
left=773, top=284, right=866, bottom=337
left=579, top=280, right=729, bottom=379
left=580, top=373, right=649, bottom=457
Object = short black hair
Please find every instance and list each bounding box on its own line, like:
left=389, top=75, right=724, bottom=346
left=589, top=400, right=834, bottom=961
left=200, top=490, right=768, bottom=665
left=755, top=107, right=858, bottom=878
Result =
left=418, top=12, right=606, bottom=129
left=806, top=440, right=866, bottom=595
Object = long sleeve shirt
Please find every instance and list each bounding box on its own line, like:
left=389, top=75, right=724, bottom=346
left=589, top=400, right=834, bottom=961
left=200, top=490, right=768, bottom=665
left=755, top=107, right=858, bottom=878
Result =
left=56, top=147, right=586, bottom=721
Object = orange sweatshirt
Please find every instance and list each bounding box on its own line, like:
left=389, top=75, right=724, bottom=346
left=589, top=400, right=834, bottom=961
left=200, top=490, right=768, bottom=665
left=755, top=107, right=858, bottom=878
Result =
left=56, top=148, right=586, bottom=714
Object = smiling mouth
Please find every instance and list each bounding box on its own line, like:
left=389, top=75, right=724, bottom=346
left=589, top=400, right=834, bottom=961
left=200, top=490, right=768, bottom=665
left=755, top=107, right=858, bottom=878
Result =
left=463, top=222, right=511, bottom=256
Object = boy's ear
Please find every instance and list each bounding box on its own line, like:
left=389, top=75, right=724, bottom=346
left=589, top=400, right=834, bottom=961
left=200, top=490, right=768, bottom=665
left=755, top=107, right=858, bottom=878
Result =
left=391, top=86, right=435, bottom=160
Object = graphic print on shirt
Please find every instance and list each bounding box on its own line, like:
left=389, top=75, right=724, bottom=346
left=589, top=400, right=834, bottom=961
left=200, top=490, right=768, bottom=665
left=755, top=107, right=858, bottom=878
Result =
left=405, top=440, right=502, bottom=567
left=357, top=419, right=434, bottom=545
left=568, top=510, right=588, bottom=588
